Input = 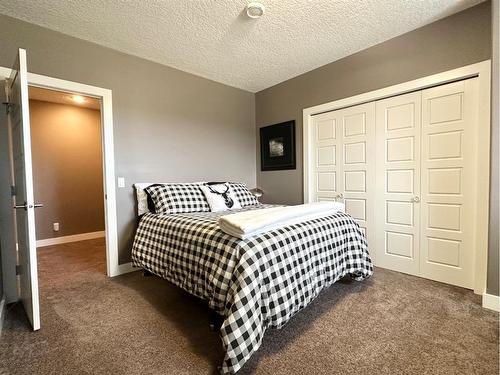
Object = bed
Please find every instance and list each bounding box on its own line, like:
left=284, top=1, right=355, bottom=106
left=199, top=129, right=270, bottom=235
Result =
left=131, top=183, right=372, bottom=374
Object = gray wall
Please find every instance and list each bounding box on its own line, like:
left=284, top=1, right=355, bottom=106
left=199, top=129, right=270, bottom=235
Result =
left=487, top=0, right=499, bottom=296
left=30, top=100, right=105, bottom=240
left=255, top=2, right=497, bottom=292
left=256, top=1, right=491, bottom=204
left=0, top=3, right=496, bottom=295
left=0, top=15, right=256, bottom=264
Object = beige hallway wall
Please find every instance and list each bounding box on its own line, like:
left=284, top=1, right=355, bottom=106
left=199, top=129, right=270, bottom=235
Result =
left=29, top=99, right=104, bottom=240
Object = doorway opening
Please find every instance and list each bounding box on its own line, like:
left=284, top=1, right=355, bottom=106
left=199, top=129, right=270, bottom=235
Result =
left=1, top=53, right=121, bottom=331
left=28, top=87, right=107, bottom=287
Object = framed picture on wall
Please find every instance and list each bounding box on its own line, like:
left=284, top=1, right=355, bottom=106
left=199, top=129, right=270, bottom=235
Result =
left=260, top=120, right=296, bottom=171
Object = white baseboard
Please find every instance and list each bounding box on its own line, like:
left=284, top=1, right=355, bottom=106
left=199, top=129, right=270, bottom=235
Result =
left=482, top=293, right=500, bottom=312
left=0, top=295, right=6, bottom=336
left=36, top=231, right=105, bottom=247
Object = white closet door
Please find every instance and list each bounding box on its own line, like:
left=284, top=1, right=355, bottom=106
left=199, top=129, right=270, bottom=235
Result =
left=375, top=92, right=421, bottom=275
left=339, top=103, right=375, bottom=247
left=311, top=103, right=375, bottom=248
left=312, top=111, right=341, bottom=202
left=420, top=79, right=478, bottom=289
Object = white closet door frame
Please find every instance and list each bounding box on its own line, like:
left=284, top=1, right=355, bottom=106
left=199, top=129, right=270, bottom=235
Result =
left=303, top=60, right=491, bottom=294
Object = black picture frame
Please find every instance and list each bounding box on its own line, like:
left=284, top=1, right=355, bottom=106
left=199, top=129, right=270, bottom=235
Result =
left=260, top=120, right=296, bottom=171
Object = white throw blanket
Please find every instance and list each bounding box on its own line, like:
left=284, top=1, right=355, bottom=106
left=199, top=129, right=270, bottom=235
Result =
left=219, top=202, right=345, bottom=239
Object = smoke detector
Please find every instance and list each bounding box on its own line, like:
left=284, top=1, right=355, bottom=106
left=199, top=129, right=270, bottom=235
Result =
left=246, top=2, right=265, bottom=19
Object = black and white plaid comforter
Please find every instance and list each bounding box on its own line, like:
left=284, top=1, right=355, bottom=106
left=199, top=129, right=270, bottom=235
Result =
left=131, top=205, right=372, bottom=374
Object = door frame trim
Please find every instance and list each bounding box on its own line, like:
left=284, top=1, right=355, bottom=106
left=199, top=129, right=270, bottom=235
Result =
left=303, top=60, right=491, bottom=294
left=0, top=66, right=124, bottom=280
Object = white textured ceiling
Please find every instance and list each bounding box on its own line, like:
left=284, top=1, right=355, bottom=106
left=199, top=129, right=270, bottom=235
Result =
left=0, top=0, right=484, bottom=92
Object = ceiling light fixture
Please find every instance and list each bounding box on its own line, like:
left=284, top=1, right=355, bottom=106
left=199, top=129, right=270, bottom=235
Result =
left=246, top=2, right=265, bottom=19
left=72, top=95, right=86, bottom=104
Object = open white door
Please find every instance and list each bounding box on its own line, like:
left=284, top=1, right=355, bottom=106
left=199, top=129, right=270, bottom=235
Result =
left=7, top=48, right=41, bottom=330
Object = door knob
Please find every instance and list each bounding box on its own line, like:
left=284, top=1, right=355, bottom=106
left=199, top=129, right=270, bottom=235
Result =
left=14, top=202, right=44, bottom=210
left=411, top=196, right=420, bottom=203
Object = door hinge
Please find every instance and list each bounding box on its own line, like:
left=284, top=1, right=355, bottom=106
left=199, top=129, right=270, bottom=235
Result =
left=15, top=264, right=21, bottom=275
left=10, top=185, right=16, bottom=196
left=2, top=101, right=12, bottom=114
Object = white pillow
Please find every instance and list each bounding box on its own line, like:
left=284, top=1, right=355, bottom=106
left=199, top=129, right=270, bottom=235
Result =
left=199, top=183, right=241, bottom=212
left=135, top=183, right=157, bottom=216
left=134, top=182, right=206, bottom=215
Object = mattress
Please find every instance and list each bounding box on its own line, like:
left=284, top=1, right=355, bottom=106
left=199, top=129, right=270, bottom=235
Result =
left=131, top=205, right=372, bottom=374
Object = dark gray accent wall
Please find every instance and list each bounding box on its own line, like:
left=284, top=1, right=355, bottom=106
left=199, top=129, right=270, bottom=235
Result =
left=255, top=2, right=497, bottom=292
left=0, top=15, right=256, bottom=264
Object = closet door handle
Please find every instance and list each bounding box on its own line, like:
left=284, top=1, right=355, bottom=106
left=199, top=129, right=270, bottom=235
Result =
left=411, top=196, right=420, bottom=203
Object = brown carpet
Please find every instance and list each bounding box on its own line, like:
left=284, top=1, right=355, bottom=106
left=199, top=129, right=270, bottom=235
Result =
left=0, top=238, right=498, bottom=375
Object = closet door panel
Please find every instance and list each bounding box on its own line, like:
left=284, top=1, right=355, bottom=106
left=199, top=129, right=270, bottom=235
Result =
left=420, top=79, right=477, bottom=289
left=310, top=103, right=375, bottom=251
left=375, top=92, right=421, bottom=275
left=312, top=112, right=341, bottom=202
left=339, top=103, right=375, bottom=249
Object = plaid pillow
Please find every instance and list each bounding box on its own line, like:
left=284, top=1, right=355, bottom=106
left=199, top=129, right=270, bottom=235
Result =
left=144, top=183, right=210, bottom=214
left=228, top=182, right=260, bottom=207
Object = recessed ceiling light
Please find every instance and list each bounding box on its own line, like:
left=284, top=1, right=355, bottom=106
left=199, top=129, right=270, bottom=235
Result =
left=246, top=2, right=265, bottom=19
left=72, top=95, right=86, bottom=104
